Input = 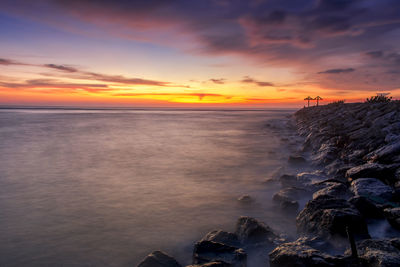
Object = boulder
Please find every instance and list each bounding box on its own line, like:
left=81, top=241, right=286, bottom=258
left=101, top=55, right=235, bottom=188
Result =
left=273, top=187, right=308, bottom=203
left=296, top=171, right=325, bottom=184
left=192, top=241, right=246, bottom=267
left=237, top=195, right=253, bottom=204
left=235, top=216, right=277, bottom=245
left=311, top=143, right=338, bottom=165
left=312, top=183, right=350, bottom=200
left=269, top=238, right=349, bottom=267
left=350, top=178, right=393, bottom=205
left=344, top=238, right=400, bottom=267
left=384, top=207, right=400, bottom=230
left=288, top=155, right=307, bottom=165
left=279, top=174, right=298, bottom=187
left=138, top=251, right=182, bottom=267
left=348, top=196, right=384, bottom=218
left=324, top=161, right=353, bottom=180
left=297, top=171, right=328, bottom=190
left=367, top=141, right=400, bottom=163
left=201, top=230, right=241, bottom=248
left=280, top=200, right=299, bottom=213
left=345, top=163, right=397, bottom=183
left=296, top=196, right=369, bottom=238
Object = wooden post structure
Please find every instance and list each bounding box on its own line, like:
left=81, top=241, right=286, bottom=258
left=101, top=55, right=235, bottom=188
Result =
left=315, top=96, right=323, bottom=106
left=346, top=226, right=358, bottom=259
left=304, top=96, right=313, bottom=107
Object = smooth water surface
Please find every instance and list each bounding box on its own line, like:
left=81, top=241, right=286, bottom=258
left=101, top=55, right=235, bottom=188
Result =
left=0, top=108, right=295, bottom=266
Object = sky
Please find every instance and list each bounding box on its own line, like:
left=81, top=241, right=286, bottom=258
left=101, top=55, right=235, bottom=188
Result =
left=0, top=0, right=400, bottom=108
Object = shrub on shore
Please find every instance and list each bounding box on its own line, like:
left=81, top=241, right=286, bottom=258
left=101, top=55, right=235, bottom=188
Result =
left=366, top=95, right=392, bottom=103
left=328, top=100, right=345, bottom=106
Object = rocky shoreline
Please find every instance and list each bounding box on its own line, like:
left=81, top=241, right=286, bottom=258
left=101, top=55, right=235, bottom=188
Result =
left=138, top=101, right=400, bottom=267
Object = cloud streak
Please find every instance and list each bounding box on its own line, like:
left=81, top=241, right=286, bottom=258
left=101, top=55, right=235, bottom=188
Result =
left=241, top=76, right=274, bottom=87
left=318, top=68, right=355, bottom=74
left=0, top=58, right=182, bottom=87
left=44, top=64, right=78, bottom=73
left=0, top=78, right=110, bottom=93
left=209, top=78, right=225, bottom=84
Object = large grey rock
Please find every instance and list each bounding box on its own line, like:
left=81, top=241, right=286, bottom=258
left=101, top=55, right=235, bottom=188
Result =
left=235, top=216, right=277, bottom=245
left=138, top=251, right=182, bottom=267
left=311, top=143, right=338, bottom=165
left=280, top=199, right=299, bottom=213
left=296, top=196, right=369, bottom=238
left=269, top=237, right=351, bottom=267
left=344, top=238, right=400, bottom=267
left=367, top=141, right=400, bottom=163
left=193, top=241, right=246, bottom=267
left=237, top=195, right=253, bottom=204
left=273, top=187, right=308, bottom=203
left=350, top=178, right=393, bottom=204
left=288, top=155, right=307, bottom=165
left=312, top=183, right=350, bottom=200
left=279, top=174, right=298, bottom=187
left=297, top=171, right=328, bottom=190
left=324, top=161, right=353, bottom=180
left=346, top=163, right=397, bottom=183
left=201, top=230, right=241, bottom=248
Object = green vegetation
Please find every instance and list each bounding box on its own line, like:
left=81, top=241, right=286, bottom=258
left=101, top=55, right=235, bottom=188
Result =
left=328, top=100, right=345, bottom=106
left=366, top=95, right=392, bottom=103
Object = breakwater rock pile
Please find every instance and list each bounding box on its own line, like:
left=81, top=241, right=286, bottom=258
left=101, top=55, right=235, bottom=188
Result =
left=138, top=101, right=400, bottom=267
left=269, top=101, right=400, bottom=267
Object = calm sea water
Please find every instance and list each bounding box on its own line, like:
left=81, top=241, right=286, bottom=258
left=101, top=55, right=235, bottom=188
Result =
left=0, top=108, right=296, bottom=266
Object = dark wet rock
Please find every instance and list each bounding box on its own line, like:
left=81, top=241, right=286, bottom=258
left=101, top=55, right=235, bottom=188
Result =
left=367, top=141, right=400, bottom=164
left=237, top=195, right=253, bottom=204
left=235, top=216, right=277, bottom=245
left=279, top=174, right=298, bottom=187
left=288, top=155, right=307, bottom=165
left=324, top=161, right=353, bottom=180
left=201, top=230, right=241, bottom=248
left=272, top=187, right=302, bottom=213
left=350, top=178, right=393, bottom=204
left=344, top=238, right=400, bottom=267
left=192, top=241, right=246, bottom=267
left=312, top=182, right=350, bottom=200
left=273, top=187, right=308, bottom=203
left=311, top=143, right=338, bottom=165
left=384, top=207, right=400, bottom=230
left=346, top=163, right=397, bottom=183
left=297, top=171, right=326, bottom=183
left=262, top=177, right=277, bottom=184
left=138, top=251, right=182, bottom=267
left=296, top=196, right=369, bottom=238
left=269, top=237, right=351, bottom=267
left=297, top=171, right=328, bottom=190
left=280, top=199, right=299, bottom=213
left=349, top=196, right=384, bottom=219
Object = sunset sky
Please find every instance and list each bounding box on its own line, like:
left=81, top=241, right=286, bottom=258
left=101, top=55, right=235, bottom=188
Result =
left=1, top=0, right=400, bottom=107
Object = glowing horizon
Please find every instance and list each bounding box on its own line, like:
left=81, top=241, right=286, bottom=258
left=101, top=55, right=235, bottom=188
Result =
left=1, top=1, right=400, bottom=108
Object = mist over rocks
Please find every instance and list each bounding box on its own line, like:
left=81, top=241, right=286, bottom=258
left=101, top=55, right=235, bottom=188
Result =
left=267, top=101, right=400, bottom=266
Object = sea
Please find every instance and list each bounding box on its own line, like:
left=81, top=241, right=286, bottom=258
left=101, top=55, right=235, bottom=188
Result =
left=0, top=108, right=298, bottom=266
